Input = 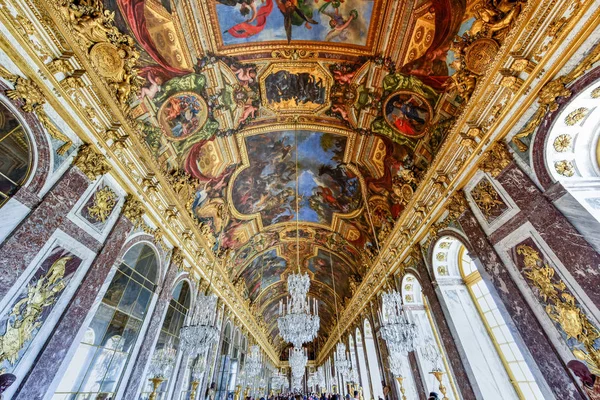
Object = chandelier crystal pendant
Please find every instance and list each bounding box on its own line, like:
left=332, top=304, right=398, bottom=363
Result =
left=149, top=338, right=178, bottom=379
left=334, top=342, right=351, bottom=378
left=289, top=346, right=308, bottom=381
left=180, top=292, right=219, bottom=357
left=272, top=370, right=288, bottom=391
left=246, top=345, right=263, bottom=379
left=379, top=290, right=418, bottom=354
left=278, top=273, right=320, bottom=347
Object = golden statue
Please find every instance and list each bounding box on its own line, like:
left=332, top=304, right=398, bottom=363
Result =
left=0, top=256, right=71, bottom=365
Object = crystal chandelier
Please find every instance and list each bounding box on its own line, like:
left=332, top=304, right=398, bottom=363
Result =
left=316, top=366, right=326, bottom=388
left=421, top=337, right=442, bottom=370
left=278, top=126, right=320, bottom=348
left=246, top=345, right=263, bottom=379
left=272, top=370, right=288, bottom=390
left=307, top=372, right=317, bottom=389
left=180, top=292, right=219, bottom=357
left=388, top=353, right=404, bottom=377
left=278, top=273, right=320, bottom=347
left=289, top=346, right=308, bottom=380
left=334, top=342, right=350, bottom=378
left=379, top=290, right=418, bottom=354
left=149, top=338, right=177, bottom=379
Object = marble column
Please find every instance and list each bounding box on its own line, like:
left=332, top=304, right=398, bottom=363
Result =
left=0, top=166, right=94, bottom=301
left=418, top=272, right=477, bottom=400
left=121, top=255, right=181, bottom=399
left=491, top=161, right=600, bottom=310
left=12, top=213, right=133, bottom=400
left=408, top=352, right=426, bottom=400
left=457, top=206, right=585, bottom=399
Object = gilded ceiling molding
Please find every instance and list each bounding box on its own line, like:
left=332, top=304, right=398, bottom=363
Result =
left=316, top=0, right=598, bottom=362
left=0, top=1, right=278, bottom=360
left=73, top=144, right=110, bottom=181
left=512, top=39, right=600, bottom=152
left=56, top=0, right=141, bottom=109
left=122, top=195, right=145, bottom=226
left=446, top=190, right=469, bottom=222
left=478, top=141, right=513, bottom=178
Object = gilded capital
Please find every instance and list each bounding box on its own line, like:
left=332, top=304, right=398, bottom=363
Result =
left=171, top=247, right=185, bottom=268
left=122, top=194, right=145, bottom=225
left=446, top=190, right=469, bottom=220
left=479, top=142, right=513, bottom=177
left=73, top=144, right=110, bottom=180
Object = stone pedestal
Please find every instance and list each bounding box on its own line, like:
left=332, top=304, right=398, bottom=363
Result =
left=458, top=207, right=585, bottom=399
left=12, top=214, right=133, bottom=400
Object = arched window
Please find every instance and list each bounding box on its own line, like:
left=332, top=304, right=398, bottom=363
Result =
left=543, top=78, right=600, bottom=223
left=355, top=328, right=371, bottom=400
left=140, top=280, right=191, bottom=399
left=401, top=274, right=456, bottom=399
left=222, top=323, right=232, bottom=356
left=363, top=320, right=384, bottom=398
left=0, top=101, right=32, bottom=208
left=433, top=236, right=544, bottom=400
left=53, top=243, right=159, bottom=399
left=216, top=322, right=234, bottom=400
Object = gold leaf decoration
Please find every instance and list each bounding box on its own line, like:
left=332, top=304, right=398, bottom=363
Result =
left=0, top=66, right=73, bottom=154
left=87, top=186, right=117, bottom=222
left=564, top=107, right=588, bottom=126
left=555, top=160, right=575, bottom=177
left=470, top=178, right=505, bottom=219
left=553, top=134, right=572, bottom=152
left=517, top=244, right=600, bottom=370
left=0, top=256, right=71, bottom=365
left=73, top=144, right=110, bottom=180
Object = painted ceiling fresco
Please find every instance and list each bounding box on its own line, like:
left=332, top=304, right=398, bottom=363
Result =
left=97, top=0, right=523, bottom=347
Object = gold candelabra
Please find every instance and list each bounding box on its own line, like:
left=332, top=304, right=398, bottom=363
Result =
left=359, top=386, right=364, bottom=400
left=430, top=369, right=448, bottom=400
left=149, top=376, right=165, bottom=400
left=190, top=380, right=200, bottom=400
left=395, top=377, right=407, bottom=400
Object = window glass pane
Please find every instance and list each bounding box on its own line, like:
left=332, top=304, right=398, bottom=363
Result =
left=101, top=310, right=128, bottom=350
left=55, top=244, right=159, bottom=398
left=0, top=101, right=32, bottom=209
left=103, top=271, right=129, bottom=307
left=133, top=287, right=152, bottom=319
left=121, top=317, right=142, bottom=353
left=85, top=304, right=113, bottom=346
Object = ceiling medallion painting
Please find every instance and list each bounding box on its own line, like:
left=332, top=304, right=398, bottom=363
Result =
left=212, top=0, right=377, bottom=47
left=65, top=0, right=525, bottom=347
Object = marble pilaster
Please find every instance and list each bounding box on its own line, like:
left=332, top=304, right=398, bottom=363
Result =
left=0, top=166, right=92, bottom=302
left=12, top=213, right=133, bottom=400
left=493, top=162, right=600, bottom=310
left=457, top=207, right=585, bottom=399
left=408, top=352, right=426, bottom=400
left=418, top=274, right=477, bottom=400
left=120, top=258, right=180, bottom=399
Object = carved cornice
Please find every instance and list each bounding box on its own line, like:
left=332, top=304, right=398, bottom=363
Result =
left=0, top=0, right=280, bottom=362
left=478, top=142, right=513, bottom=178
left=73, top=144, right=110, bottom=180
left=316, top=0, right=600, bottom=364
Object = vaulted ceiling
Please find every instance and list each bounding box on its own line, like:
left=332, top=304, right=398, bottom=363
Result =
left=95, top=0, right=512, bottom=352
